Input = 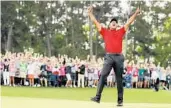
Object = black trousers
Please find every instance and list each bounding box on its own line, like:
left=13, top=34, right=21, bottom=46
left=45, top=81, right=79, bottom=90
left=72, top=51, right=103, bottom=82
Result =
left=154, top=78, right=160, bottom=91
left=96, top=53, right=124, bottom=103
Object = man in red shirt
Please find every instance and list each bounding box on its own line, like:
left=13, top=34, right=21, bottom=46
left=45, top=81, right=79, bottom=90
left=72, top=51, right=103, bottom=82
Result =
left=132, top=63, right=139, bottom=88
left=88, top=6, right=140, bottom=106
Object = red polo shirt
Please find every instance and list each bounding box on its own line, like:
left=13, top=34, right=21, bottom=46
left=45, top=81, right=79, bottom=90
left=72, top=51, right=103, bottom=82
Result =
left=127, top=66, right=133, bottom=74
left=133, top=67, right=138, bottom=77
left=100, top=27, right=126, bottom=53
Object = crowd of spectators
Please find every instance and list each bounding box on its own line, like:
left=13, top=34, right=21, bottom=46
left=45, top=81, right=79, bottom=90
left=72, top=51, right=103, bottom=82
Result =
left=1, top=52, right=171, bottom=90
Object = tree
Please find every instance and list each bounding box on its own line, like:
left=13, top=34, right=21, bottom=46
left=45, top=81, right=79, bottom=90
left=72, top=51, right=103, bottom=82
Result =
left=1, top=0, right=170, bottom=63
left=152, top=18, right=171, bottom=67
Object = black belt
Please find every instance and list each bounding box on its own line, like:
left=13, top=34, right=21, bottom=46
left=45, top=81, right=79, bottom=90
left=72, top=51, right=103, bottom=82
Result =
left=106, top=53, right=122, bottom=56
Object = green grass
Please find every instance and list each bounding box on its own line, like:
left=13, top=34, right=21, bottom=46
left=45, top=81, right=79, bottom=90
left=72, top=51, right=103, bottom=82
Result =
left=1, top=86, right=171, bottom=103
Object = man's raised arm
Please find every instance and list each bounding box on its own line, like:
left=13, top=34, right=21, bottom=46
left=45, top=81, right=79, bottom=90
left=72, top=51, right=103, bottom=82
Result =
left=124, top=7, right=140, bottom=31
left=88, top=6, right=101, bottom=32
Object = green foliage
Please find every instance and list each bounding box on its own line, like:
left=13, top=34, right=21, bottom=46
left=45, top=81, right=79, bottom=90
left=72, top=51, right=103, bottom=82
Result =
left=152, top=18, right=171, bottom=67
left=1, top=1, right=171, bottom=63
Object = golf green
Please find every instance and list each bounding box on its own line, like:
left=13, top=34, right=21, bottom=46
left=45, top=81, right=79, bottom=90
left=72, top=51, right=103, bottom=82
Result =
left=1, top=86, right=171, bottom=103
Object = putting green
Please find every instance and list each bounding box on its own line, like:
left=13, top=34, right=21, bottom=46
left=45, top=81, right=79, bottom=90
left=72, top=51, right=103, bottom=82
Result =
left=1, top=86, right=171, bottom=103
left=1, top=96, right=171, bottom=108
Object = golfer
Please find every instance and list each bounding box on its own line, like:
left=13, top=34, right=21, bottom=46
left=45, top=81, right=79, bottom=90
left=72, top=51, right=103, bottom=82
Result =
left=88, top=6, right=140, bottom=107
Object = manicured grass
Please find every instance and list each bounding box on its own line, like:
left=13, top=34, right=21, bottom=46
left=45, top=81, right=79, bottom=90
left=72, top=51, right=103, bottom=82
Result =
left=1, top=86, right=171, bottom=103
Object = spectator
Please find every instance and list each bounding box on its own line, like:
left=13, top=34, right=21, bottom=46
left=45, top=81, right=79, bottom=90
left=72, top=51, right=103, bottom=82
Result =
left=157, top=63, right=162, bottom=80
left=138, top=63, right=145, bottom=88
left=46, top=59, right=52, bottom=86
left=88, top=66, right=94, bottom=87
left=125, top=62, right=133, bottom=88
left=51, top=63, right=59, bottom=87
left=59, top=62, right=66, bottom=87
left=107, top=69, right=115, bottom=87
left=151, top=64, right=157, bottom=84
left=40, top=59, right=48, bottom=87
left=126, top=62, right=133, bottom=75
left=15, top=56, right=21, bottom=86
left=0, top=59, right=4, bottom=85
left=132, top=63, right=139, bottom=88
left=151, top=64, right=160, bottom=91
left=93, top=65, right=99, bottom=88
left=3, top=58, right=10, bottom=86
left=19, top=58, right=27, bottom=86
left=65, top=62, right=72, bottom=87
left=166, top=66, right=171, bottom=90
left=78, top=60, right=85, bottom=88
left=160, top=67, right=166, bottom=89
left=84, top=62, right=89, bottom=87
left=9, top=59, right=16, bottom=86
left=71, top=60, right=77, bottom=88
left=144, top=63, right=151, bottom=88
left=27, top=58, right=35, bottom=86
left=34, top=58, right=41, bottom=87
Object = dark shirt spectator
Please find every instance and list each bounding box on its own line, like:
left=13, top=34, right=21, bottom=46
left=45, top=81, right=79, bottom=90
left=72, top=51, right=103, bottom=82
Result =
left=65, top=65, right=71, bottom=74
left=79, top=65, right=85, bottom=75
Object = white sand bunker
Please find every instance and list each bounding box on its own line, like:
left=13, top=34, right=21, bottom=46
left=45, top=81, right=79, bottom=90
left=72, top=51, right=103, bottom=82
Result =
left=1, top=96, right=171, bottom=108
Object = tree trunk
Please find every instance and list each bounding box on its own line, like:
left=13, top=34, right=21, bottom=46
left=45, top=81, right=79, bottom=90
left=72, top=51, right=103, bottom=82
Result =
left=65, top=38, right=68, bottom=46
left=43, top=22, right=51, bottom=57
left=6, top=25, right=13, bottom=52
left=46, top=33, right=52, bottom=57
left=71, top=6, right=74, bottom=47
left=71, top=20, right=74, bottom=46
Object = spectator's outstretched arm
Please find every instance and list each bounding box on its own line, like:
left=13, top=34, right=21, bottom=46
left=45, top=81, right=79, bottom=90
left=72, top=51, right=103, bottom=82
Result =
left=88, top=6, right=101, bottom=32
left=124, top=7, right=140, bottom=31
